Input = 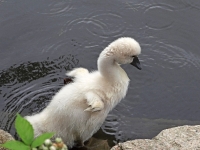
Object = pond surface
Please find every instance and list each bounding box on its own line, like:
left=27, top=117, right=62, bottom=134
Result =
left=1, top=0, right=200, bottom=149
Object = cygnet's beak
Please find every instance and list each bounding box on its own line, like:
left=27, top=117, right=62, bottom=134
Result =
left=130, top=56, right=142, bottom=70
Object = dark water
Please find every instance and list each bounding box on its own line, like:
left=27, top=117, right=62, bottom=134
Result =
left=1, top=0, right=200, bottom=148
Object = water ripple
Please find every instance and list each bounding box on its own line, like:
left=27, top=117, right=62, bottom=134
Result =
left=144, top=4, right=174, bottom=30
left=41, top=39, right=82, bottom=54
left=153, top=41, right=200, bottom=69
left=65, top=11, right=125, bottom=38
left=181, top=0, right=200, bottom=10
left=38, top=1, right=74, bottom=16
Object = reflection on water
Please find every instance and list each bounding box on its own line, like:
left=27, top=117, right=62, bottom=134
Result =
left=1, top=0, right=200, bottom=149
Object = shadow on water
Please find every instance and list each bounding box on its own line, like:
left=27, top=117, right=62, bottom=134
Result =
left=70, top=129, right=115, bottom=150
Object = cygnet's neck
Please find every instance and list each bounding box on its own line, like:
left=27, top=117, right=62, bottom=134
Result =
left=97, top=49, right=128, bottom=82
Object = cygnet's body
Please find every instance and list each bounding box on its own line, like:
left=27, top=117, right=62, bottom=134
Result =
left=25, top=37, right=141, bottom=148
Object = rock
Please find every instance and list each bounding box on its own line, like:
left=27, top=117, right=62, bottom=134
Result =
left=111, top=125, right=200, bottom=150
left=0, top=129, right=14, bottom=150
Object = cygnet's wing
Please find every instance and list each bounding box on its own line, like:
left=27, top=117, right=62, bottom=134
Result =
left=84, top=91, right=104, bottom=112
left=64, top=67, right=89, bottom=85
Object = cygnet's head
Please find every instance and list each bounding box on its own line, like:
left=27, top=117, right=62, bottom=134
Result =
left=104, top=37, right=142, bottom=70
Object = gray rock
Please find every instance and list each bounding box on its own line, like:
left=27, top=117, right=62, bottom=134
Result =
left=0, top=129, right=14, bottom=150
left=111, top=125, right=200, bottom=150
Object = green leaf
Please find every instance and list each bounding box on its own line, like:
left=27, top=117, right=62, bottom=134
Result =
left=15, top=113, right=34, bottom=145
left=2, top=140, right=30, bottom=150
left=31, top=133, right=54, bottom=148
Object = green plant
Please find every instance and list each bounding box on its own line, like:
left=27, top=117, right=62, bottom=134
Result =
left=0, top=113, right=54, bottom=150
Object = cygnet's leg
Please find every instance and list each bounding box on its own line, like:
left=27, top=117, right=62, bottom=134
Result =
left=84, top=92, right=104, bottom=112
left=74, top=140, right=85, bottom=148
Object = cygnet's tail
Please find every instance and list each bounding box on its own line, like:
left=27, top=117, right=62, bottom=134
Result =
left=64, top=67, right=89, bottom=85
left=66, top=67, right=89, bottom=77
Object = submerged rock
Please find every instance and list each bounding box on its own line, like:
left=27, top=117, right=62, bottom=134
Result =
left=111, top=125, right=200, bottom=150
left=0, top=129, right=14, bottom=150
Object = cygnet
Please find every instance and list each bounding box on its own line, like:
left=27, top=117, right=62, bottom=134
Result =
left=25, top=37, right=142, bottom=148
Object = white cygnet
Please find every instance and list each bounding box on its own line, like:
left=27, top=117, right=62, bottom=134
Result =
left=25, top=37, right=141, bottom=148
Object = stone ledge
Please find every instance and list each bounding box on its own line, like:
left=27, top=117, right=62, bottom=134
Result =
left=111, top=125, right=200, bottom=150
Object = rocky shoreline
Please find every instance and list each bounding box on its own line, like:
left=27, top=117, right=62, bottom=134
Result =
left=111, top=125, right=200, bottom=150
left=1, top=125, right=200, bottom=150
